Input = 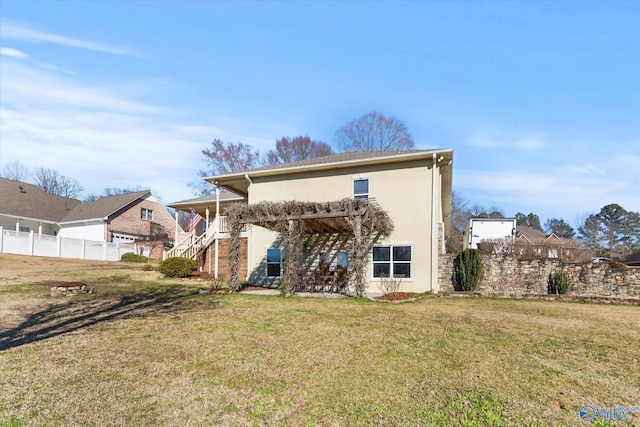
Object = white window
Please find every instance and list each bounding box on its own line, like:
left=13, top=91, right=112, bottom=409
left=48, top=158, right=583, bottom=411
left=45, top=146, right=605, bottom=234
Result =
left=373, top=245, right=411, bottom=278
left=266, top=248, right=284, bottom=277
left=141, top=208, right=153, bottom=221
left=353, top=178, right=369, bottom=199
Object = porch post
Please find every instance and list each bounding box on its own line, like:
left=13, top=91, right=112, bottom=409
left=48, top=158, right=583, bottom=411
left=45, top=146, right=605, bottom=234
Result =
left=215, top=182, right=220, bottom=218
left=174, top=211, right=179, bottom=242
left=214, top=238, right=219, bottom=278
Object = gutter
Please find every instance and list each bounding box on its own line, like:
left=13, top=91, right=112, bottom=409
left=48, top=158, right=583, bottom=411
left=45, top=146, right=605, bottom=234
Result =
left=431, top=153, right=437, bottom=293
left=0, top=213, right=58, bottom=225
left=203, top=149, right=454, bottom=183
left=57, top=217, right=108, bottom=226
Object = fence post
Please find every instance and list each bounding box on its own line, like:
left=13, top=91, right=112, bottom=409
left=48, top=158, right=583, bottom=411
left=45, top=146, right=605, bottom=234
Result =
left=81, top=239, right=86, bottom=259
left=0, top=226, right=3, bottom=253
left=29, top=230, right=35, bottom=256
left=103, top=241, right=108, bottom=260
left=56, top=235, right=62, bottom=257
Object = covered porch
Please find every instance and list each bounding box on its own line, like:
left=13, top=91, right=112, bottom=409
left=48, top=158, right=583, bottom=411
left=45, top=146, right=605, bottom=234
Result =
left=165, top=188, right=249, bottom=277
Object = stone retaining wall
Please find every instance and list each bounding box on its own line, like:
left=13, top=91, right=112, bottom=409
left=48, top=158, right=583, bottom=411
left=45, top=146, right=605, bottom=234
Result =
left=438, top=254, right=640, bottom=299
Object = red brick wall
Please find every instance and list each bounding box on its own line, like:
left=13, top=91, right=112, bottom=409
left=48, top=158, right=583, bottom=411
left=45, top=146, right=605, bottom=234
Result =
left=201, top=238, right=248, bottom=281
left=108, top=197, right=177, bottom=242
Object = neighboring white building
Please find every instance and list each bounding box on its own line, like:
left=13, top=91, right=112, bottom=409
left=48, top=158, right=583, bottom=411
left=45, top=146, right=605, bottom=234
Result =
left=463, top=217, right=516, bottom=249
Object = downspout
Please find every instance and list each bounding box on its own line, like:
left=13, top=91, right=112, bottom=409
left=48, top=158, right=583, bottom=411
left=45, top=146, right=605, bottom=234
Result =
left=244, top=174, right=253, bottom=281
left=431, top=153, right=438, bottom=293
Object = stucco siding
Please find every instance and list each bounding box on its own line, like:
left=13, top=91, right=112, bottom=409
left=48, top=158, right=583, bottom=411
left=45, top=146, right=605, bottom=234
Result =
left=247, top=159, right=439, bottom=294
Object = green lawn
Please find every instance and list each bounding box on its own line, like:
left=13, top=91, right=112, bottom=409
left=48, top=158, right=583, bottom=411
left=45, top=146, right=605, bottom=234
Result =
left=0, top=255, right=638, bottom=426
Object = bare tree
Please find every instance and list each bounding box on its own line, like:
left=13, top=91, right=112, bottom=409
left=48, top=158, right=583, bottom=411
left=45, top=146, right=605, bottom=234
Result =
left=264, top=136, right=334, bottom=165
left=1, top=161, right=30, bottom=182
left=200, top=139, right=261, bottom=175
left=84, top=185, right=147, bottom=202
left=334, top=112, right=414, bottom=152
left=470, top=204, right=504, bottom=219
left=32, top=167, right=84, bottom=198
left=446, top=191, right=471, bottom=253
left=191, top=139, right=261, bottom=195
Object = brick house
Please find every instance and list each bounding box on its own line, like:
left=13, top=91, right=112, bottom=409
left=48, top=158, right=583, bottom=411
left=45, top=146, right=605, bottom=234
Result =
left=0, top=178, right=180, bottom=258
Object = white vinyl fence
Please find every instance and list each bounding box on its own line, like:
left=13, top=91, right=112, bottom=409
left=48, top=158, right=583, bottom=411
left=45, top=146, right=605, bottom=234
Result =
left=0, top=227, right=137, bottom=261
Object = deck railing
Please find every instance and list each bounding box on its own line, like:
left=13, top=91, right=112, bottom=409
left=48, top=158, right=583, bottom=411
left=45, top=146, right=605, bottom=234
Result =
left=164, top=216, right=249, bottom=260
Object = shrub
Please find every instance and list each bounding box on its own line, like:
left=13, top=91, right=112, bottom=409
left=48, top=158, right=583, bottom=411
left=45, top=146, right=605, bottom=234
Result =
left=120, top=252, right=149, bottom=263
left=608, top=261, right=628, bottom=270
left=140, top=263, right=156, bottom=271
left=159, top=257, right=197, bottom=278
left=209, top=276, right=228, bottom=291
left=377, top=274, right=403, bottom=295
left=456, top=249, right=483, bottom=291
left=553, top=271, right=569, bottom=294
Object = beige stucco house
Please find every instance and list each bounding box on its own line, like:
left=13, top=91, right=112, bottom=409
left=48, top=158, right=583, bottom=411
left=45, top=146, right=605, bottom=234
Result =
left=168, top=149, right=453, bottom=295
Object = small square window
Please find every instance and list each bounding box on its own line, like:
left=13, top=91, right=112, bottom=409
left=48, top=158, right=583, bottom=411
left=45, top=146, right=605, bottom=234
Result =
left=353, top=178, right=369, bottom=199
left=141, top=208, right=153, bottom=221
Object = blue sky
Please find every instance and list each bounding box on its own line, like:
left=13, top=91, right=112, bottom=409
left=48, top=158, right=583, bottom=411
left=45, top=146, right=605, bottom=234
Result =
left=1, top=1, right=638, bottom=227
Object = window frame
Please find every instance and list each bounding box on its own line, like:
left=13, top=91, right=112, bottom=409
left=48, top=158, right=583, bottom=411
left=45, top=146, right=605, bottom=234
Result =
left=353, top=178, right=369, bottom=200
left=266, top=247, right=284, bottom=277
left=372, top=245, right=412, bottom=279
left=140, top=208, right=154, bottom=221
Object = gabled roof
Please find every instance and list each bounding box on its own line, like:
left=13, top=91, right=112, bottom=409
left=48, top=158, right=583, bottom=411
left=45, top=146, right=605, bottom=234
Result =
left=515, top=226, right=548, bottom=243
left=0, top=178, right=81, bottom=222
left=0, top=178, right=154, bottom=224
left=243, top=150, right=430, bottom=173
left=516, top=226, right=563, bottom=244
left=61, top=190, right=151, bottom=222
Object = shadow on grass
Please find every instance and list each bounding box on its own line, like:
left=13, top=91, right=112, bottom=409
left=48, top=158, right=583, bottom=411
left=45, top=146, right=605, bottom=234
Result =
left=0, top=285, right=214, bottom=351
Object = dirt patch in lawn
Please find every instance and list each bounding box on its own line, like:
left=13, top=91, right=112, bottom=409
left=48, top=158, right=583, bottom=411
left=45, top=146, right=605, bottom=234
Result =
left=375, top=292, right=422, bottom=302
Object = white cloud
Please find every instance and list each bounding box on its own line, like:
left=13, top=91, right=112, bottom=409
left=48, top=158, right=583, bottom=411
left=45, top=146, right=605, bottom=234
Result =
left=0, top=21, right=137, bottom=56
left=0, top=47, right=28, bottom=58
left=455, top=166, right=639, bottom=222
left=565, top=164, right=604, bottom=175
left=465, top=136, right=502, bottom=148
left=2, top=61, right=166, bottom=114
left=0, top=55, right=297, bottom=204
left=515, top=137, right=546, bottom=150
left=465, top=135, right=546, bottom=150
left=0, top=57, right=208, bottom=202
